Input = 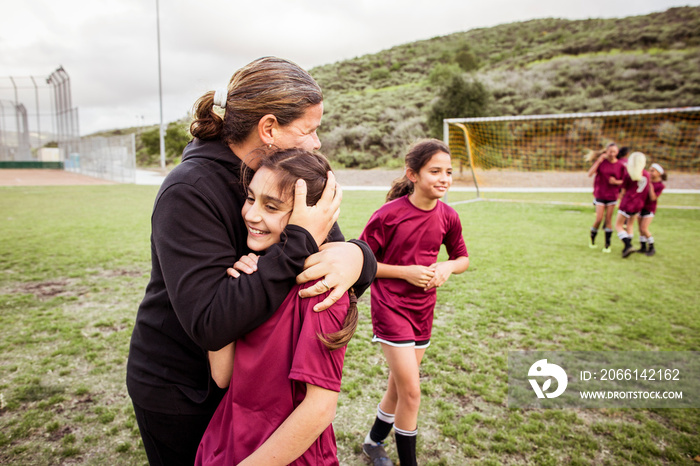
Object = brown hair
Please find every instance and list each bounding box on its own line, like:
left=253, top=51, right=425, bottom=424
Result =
left=190, top=57, right=323, bottom=144
left=245, top=148, right=358, bottom=351
left=386, top=139, right=452, bottom=202
left=626, top=151, right=646, bottom=181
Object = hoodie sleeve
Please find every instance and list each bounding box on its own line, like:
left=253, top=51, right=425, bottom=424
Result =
left=152, top=183, right=318, bottom=351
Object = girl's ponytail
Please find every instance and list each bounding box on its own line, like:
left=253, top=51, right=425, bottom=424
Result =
left=318, top=288, right=359, bottom=351
left=386, top=176, right=413, bottom=202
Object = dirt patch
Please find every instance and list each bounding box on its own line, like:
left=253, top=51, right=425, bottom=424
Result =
left=10, top=279, right=82, bottom=299
left=0, top=169, right=114, bottom=186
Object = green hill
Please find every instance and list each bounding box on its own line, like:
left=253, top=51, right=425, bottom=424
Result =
left=310, top=6, right=700, bottom=168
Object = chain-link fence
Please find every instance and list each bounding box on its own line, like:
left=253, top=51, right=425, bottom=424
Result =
left=66, top=134, right=136, bottom=183
left=1, top=67, right=137, bottom=183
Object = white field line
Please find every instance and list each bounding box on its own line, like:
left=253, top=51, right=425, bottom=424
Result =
left=448, top=198, right=700, bottom=210
left=342, top=185, right=700, bottom=210
left=343, top=185, right=700, bottom=194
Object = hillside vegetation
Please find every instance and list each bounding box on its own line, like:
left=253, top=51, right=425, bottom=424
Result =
left=310, top=6, right=700, bottom=168
left=112, top=6, right=700, bottom=168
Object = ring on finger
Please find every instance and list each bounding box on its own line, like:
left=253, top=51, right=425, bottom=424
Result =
left=321, top=279, right=331, bottom=291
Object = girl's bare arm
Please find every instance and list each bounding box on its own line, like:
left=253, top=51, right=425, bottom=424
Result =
left=238, top=384, right=338, bottom=465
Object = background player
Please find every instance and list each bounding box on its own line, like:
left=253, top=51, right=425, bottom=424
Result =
left=637, top=162, right=667, bottom=256
left=615, top=152, right=655, bottom=258
left=587, top=142, right=624, bottom=252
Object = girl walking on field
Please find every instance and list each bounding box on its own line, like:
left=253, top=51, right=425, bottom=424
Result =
left=616, top=151, right=656, bottom=258
left=587, top=142, right=625, bottom=252
left=359, top=139, right=469, bottom=466
left=636, top=163, right=667, bottom=256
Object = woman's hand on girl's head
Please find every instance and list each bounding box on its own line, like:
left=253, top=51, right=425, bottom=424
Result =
left=226, top=253, right=260, bottom=278
left=288, top=171, right=341, bottom=248
left=297, top=242, right=363, bottom=312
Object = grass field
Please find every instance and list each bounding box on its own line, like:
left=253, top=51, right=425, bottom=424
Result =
left=0, top=185, right=698, bottom=465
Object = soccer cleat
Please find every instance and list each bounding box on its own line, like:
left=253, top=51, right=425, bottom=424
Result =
left=645, top=248, right=656, bottom=256
left=588, top=238, right=597, bottom=249
left=622, top=246, right=635, bottom=258
left=362, top=442, right=394, bottom=466
left=602, top=246, right=611, bottom=253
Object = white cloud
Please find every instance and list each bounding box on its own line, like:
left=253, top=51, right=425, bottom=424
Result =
left=1, top=0, right=697, bottom=135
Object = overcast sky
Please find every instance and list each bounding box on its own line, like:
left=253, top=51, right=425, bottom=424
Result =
left=2, top=0, right=698, bottom=136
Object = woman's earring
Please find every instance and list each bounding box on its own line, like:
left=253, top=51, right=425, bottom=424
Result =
left=268, top=144, right=272, bottom=149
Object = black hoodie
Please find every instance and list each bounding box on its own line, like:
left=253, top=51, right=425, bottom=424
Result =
left=126, top=138, right=376, bottom=414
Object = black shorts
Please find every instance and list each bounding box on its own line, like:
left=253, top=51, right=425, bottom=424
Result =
left=640, top=209, right=655, bottom=218
left=618, top=210, right=640, bottom=218
left=594, top=198, right=617, bottom=206
left=372, top=335, right=431, bottom=349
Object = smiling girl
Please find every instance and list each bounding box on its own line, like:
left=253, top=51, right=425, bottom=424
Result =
left=358, top=139, right=469, bottom=466
left=197, top=149, right=357, bottom=465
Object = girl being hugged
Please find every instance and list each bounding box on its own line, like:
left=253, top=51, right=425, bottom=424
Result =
left=197, top=149, right=358, bottom=466
left=587, top=142, right=624, bottom=252
left=359, top=139, right=469, bottom=466
left=636, top=162, right=667, bottom=256
left=616, top=151, right=655, bottom=258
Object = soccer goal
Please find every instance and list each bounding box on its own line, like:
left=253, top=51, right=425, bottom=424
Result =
left=444, top=107, right=700, bottom=195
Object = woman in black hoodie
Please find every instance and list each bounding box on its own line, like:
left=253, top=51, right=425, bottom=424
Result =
left=126, top=56, right=376, bottom=465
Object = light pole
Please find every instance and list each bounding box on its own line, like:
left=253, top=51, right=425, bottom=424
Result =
left=155, top=0, right=165, bottom=169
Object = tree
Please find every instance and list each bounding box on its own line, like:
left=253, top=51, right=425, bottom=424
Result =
left=165, top=122, right=191, bottom=163
left=427, top=75, right=491, bottom=138
left=137, top=121, right=192, bottom=166
left=455, top=46, right=480, bottom=71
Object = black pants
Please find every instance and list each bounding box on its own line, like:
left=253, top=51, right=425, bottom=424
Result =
left=133, top=402, right=214, bottom=466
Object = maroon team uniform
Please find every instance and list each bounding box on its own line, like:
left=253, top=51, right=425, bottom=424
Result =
left=593, top=158, right=625, bottom=202
left=359, top=196, right=468, bottom=343
left=619, top=170, right=652, bottom=215
left=643, top=181, right=665, bottom=215
left=196, top=281, right=349, bottom=466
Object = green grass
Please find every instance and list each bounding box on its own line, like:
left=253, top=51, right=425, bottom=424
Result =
left=1, top=185, right=699, bottom=465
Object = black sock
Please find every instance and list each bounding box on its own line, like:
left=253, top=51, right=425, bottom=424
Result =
left=369, top=417, right=394, bottom=444
left=639, top=239, right=647, bottom=252
left=590, top=227, right=598, bottom=243
left=623, top=237, right=632, bottom=249
left=395, top=429, right=417, bottom=466
left=604, top=229, right=613, bottom=248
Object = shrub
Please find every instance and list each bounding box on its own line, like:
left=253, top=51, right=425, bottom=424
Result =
left=428, top=63, right=463, bottom=87
left=455, top=48, right=480, bottom=71
left=369, top=67, right=390, bottom=81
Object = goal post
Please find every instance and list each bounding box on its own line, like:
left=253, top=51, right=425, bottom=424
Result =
left=444, top=107, right=700, bottom=193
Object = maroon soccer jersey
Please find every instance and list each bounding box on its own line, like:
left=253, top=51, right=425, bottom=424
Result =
left=619, top=170, right=651, bottom=214
left=643, top=181, right=665, bottom=213
left=196, top=281, right=348, bottom=466
left=359, top=196, right=468, bottom=342
left=593, top=158, right=625, bottom=200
